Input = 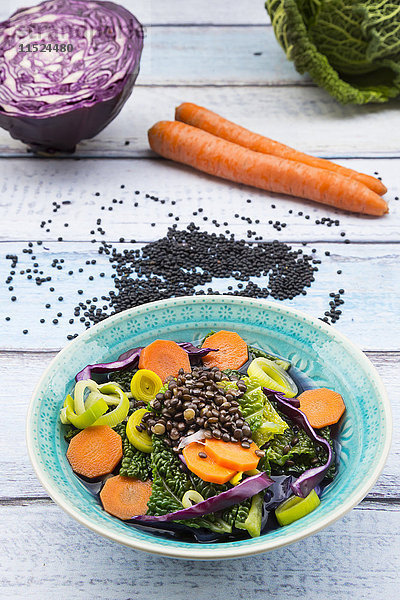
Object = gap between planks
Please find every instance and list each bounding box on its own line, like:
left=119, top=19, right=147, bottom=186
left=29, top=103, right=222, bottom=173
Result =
left=1, top=350, right=398, bottom=357
left=1, top=496, right=399, bottom=508
left=2, top=239, right=400, bottom=245
left=1, top=153, right=400, bottom=160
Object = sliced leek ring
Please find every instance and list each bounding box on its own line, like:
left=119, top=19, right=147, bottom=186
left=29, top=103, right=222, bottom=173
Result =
left=92, top=383, right=130, bottom=428
left=73, top=380, right=100, bottom=415
left=126, top=408, right=153, bottom=453
left=65, top=394, right=109, bottom=429
left=247, top=357, right=298, bottom=398
left=130, top=369, right=163, bottom=404
left=182, top=490, right=205, bottom=508
left=275, top=489, right=320, bottom=526
left=61, top=380, right=129, bottom=428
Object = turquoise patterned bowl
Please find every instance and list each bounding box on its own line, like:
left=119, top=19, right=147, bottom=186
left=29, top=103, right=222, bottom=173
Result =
left=26, top=296, right=392, bottom=559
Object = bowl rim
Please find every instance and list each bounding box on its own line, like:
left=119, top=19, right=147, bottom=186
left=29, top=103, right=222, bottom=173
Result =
left=26, top=295, right=392, bottom=560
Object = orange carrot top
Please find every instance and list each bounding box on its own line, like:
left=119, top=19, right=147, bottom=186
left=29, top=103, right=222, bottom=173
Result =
left=182, top=442, right=237, bottom=484
left=66, top=425, right=123, bottom=479
left=205, top=438, right=260, bottom=472
left=100, top=475, right=152, bottom=520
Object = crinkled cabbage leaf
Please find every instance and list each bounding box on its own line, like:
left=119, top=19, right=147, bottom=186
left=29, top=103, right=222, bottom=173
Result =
left=146, top=436, right=252, bottom=535
left=239, top=378, right=289, bottom=446
left=114, top=422, right=152, bottom=481
left=266, top=0, right=400, bottom=103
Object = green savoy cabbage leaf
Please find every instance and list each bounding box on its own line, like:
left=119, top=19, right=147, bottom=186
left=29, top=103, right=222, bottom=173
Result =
left=261, top=415, right=336, bottom=480
left=239, top=377, right=289, bottom=446
left=146, top=436, right=252, bottom=534
left=114, top=422, right=152, bottom=481
left=266, top=0, right=400, bottom=104
left=218, top=376, right=288, bottom=445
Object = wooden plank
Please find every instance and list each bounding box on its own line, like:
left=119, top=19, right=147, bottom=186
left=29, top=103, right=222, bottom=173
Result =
left=0, top=0, right=271, bottom=25
left=0, top=24, right=297, bottom=89
left=1, top=501, right=399, bottom=600
left=0, top=86, right=398, bottom=158
left=138, top=26, right=299, bottom=86
left=0, top=158, right=397, bottom=243
left=1, top=241, right=400, bottom=351
left=0, top=350, right=398, bottom=500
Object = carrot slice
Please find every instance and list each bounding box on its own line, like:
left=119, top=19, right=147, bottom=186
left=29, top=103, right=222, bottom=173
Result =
left=66, top=425, right=123, bottom=479
left=148, top=121, right=388, bottom=216
left=175, top=102, right=387, bottom=196
left=182, top=442, right=236, bottom=484
left=201, top=330, right=248, bottom=370
left=100, top=475, right=152, bottom=520
left=138, top=339, right=191, bottom=382
left=205, top=438, right=260, bottom=471
left=298, top=387, right=346, bottom=429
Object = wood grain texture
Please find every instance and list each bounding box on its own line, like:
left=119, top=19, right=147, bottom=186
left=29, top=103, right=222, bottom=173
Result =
left=0, top=158, right=397, bottom=243
left=0, top=350, right=398, bottom=500
left=1, top=502, right=399, bottom=600
left=139, top=26, right=300, bottom=86
left=0, top=1, right=398, bottom=593
left=0, top=0, right=270, bottom=25
left=1, top=241, right=400, bottom=351
left=0, top=86, right=398, bottom=158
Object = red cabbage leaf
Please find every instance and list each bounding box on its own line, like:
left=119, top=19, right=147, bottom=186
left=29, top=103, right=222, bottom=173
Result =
left=263, top=388, right=333, bottom=498
left=75, top=343, right=217, bottom=381
left=130, top=472, right=272, bottom=522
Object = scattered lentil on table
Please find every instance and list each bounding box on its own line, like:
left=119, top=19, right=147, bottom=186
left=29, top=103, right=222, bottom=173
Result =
left=3, top=189, right=355, bottom=336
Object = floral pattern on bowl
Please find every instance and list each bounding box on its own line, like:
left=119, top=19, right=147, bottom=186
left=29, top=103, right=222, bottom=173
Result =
left=26, top=296, right=392, bottom=560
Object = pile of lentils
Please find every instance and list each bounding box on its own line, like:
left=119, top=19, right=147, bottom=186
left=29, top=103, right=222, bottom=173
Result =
left=139, top=365, right=265, bottom=459
left=5, top=184, right=352, bottom=335
left=72, top=223, right=318, bottom=330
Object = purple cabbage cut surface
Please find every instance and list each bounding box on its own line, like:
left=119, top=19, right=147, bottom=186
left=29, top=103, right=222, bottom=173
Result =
left=0, top=0, right=143, bottom=153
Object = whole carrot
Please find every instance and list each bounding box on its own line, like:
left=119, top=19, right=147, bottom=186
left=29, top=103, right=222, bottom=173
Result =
left=148, top=121, right=388, bottom=216
left=175, top=102, right=387, bottom=196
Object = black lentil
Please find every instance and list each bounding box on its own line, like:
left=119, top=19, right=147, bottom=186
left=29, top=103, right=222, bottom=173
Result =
left=70, top=224, right=320, bottom=327
left=142, top=366, right=253, bottom=450
left=5, top=186, right=351, bottom=338
left=319, top=288, right=346, bottom=324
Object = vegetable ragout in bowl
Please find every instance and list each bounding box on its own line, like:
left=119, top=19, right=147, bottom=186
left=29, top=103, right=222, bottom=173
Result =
left=27, top=296, right=391, bottom=559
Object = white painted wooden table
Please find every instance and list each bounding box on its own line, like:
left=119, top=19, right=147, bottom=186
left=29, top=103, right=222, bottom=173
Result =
left=1, top=2, right=399, bottom=598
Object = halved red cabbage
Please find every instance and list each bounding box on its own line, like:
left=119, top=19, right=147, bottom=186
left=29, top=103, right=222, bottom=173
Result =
left=0, top=0, right=143, bottom=152
left=130, top=472, right=273, bottom=522
left=75, top=343, right=218, bottom=381
left=263, top=388, right=333, bottom=498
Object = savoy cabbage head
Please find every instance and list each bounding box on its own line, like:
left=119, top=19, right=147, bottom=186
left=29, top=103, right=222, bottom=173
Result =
left=266, top=0, right=400, bottom=103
